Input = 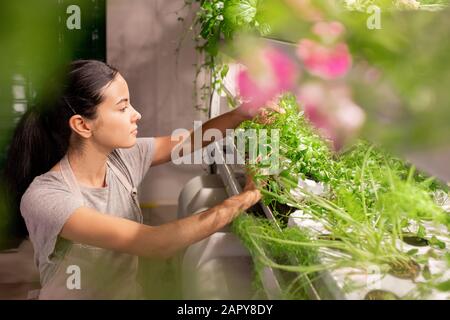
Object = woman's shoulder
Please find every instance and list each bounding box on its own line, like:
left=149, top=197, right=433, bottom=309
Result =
left=20, top=168, right=81, bottom=218
left=35, top=167, right=65, bottom=185
left=23, top=166, right=69, bottom=199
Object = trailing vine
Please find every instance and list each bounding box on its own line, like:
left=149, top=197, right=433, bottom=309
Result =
left=181, top=0, right=270, bottom=111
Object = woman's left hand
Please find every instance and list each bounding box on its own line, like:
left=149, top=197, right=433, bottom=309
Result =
left=236, top=96, right=285, bottom=124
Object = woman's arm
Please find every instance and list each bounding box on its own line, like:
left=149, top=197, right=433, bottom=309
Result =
left=151, top=101, right=283, bottom=166
left=151, top=108, right=249, bottom=166
left=60, top=178, right=261, bottom=259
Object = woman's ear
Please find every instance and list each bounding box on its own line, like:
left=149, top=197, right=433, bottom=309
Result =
left=68, top=115, right=93, bottom=138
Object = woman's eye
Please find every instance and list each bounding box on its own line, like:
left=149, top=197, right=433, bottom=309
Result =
left=120, top=106, right=128, bottom=112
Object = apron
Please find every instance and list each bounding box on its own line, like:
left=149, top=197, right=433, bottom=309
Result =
left=29, top=153, right=144, bottom=300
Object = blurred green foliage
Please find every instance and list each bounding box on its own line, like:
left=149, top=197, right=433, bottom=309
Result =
left=0, top=1, right=105, bottom=249
left=190, top=0, right=450, bottom=152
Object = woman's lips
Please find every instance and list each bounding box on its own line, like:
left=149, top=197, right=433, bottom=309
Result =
left=131, top=128, right=138, bottom=135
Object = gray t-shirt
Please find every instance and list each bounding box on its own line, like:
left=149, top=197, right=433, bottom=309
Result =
left=20, top=137, right=155, bottom=299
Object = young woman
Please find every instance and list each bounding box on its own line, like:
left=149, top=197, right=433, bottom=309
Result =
left=3, top=60, right=276, bottom=299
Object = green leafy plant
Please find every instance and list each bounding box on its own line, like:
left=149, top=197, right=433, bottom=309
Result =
left=233, top=94, right=449, bottom=299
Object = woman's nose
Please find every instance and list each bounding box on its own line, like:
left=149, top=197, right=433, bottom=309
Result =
left=130, top=105, right=141, bottom=121
left=135, top=111, right=142, bottom=121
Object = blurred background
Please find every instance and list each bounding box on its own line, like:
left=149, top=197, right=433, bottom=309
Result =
left=0, top=0, right=208, bottom=299
left=1, top=0, right=449, bottom=300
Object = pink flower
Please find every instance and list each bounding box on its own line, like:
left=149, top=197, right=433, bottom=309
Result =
left=312, top=21, right=345, bottom=44
left=237, top=46, right=299, bottom=116
left=297, top=82, right=365, bottom=150
left=297, top=39, right=352, bottom=80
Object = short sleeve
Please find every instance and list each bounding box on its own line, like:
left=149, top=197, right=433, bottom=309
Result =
left=20, top=179, right=84, bottom=266
left=115, top=137, right=155, bottom=187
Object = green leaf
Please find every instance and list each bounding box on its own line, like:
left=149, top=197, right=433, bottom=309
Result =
left=220, top=64, right=229, bottom=79
left=445, top=252, right=450, bottom=266
left=436, top=279, right=450, bottom=292
left=429, top=235, right=446, bottom=249
left=417, top=224, right=426, bottom=238
left=224, top=0, right=258, bottom=27
left=422, top=265, right=432, bottom=280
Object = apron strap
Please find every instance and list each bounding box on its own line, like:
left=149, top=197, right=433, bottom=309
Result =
left=60, top=155, right=84, bottom=202
left=105, top=155, right=143, bottom=223
left=106, top=161, right=138, bottom=196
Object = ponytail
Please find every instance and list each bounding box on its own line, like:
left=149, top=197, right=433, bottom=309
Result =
left=2, top=59, right=118, bottom=240
left=2, top=108, right=68, bottom=240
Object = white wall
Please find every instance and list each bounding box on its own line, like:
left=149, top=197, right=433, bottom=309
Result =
left=107, top=0, right=209, bottom=207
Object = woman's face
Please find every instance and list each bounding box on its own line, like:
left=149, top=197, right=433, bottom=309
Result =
left=89, top=73, right=141, bottom=150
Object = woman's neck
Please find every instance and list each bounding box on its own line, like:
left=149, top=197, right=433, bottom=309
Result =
left=67, top=144, right=111, bottom=188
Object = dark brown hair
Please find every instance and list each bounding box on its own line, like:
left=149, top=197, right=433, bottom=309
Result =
left=3, top=59, right=118, bottom=238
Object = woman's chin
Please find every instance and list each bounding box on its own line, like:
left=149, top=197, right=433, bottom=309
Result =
left=120, top=138, right=138, bottom=149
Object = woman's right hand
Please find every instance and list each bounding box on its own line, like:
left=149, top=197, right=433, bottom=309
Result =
left=242, top=177, right=262, bottom=206
left=243, top=174, right=258, bottom=193
left=219, top=175, right=262, bottom=224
